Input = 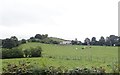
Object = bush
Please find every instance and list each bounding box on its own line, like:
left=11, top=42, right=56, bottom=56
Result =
left=2, top=48, right=23, bottom=59
left=4, top=61, right=120, bottom=74
left=2, top=61, right=32, bottom=74
left=20, top=39, right=26, bottom=44
left=23, top=47, right=42, bottom=58
left=23, top=49, right=31, bottom=57
left=30, top=47, right=42, bottom=57
left=1, top=46, right=42, bottom=59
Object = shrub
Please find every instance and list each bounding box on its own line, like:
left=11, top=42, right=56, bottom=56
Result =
left=23, top=47, right=42, bottom=58
left=3, top=61, right=114, bottom=75
left=30, top=47, right=42, bottom=57
left=20, top=39, right=26, bottom=44
left=23, top=49, right=31, bottom=57
left=1, top=46, right=42, bottom=59
left=2, top=48, right=23, bottom=59
left=2, top=61, right=32, bottom=74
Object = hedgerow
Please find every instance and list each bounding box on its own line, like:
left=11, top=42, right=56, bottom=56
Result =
left=1, top=46, right=42, bottom=59
left=1, top=61, right=110, bottom=75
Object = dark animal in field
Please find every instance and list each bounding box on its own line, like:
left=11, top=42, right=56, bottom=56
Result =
left=81, top=48, right=84, bottom=49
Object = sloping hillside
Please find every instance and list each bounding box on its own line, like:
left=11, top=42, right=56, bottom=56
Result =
left=3, top=42, right=119, bottom=72
left=19, top=42, right=118, bottom=60
left=48, top=37, right=65, bottom=42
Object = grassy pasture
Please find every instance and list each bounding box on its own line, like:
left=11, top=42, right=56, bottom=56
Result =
left=1, top=42, right=119, bottom=73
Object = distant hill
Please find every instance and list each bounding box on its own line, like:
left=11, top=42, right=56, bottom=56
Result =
left=48, top=37, right=65, bottom=42
left=38, top=37, right=65, bottom=44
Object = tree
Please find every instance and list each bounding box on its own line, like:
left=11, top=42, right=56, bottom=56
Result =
left=35, top=34, right=42, bottom=39
left=45, top=34, right=48, bottom=38
left=99, top=36, right=105, bottom=46
left=41, top=34, right=48, bottom=39
left=71, top=38, right=78, bottom=45
left=84, top=38, right=90, bottom=45
left=109, top=35, right=118, bottom=46
left=29, top=37, right=36, bottom=42
left=30, top=47, right=42, bottom=57
left=116, top=36, right=120, bottom=46
left=2, top=36, right=19, bottom=49
left=21, top=39, right=26, bottom=44
left=10, top=36, right=19, bottom=46
left=30, top=37, right=35, bottom=39
left=105, top=37, right=111, bottom=46
left=2, top=48, right=23, bottom=59
left=71, top=40, right=76, bottom=45
left=91, top=37, right=97, bottom=45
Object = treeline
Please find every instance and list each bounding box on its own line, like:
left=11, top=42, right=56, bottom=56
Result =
left=1, top=34, right=60, bottom=49
left=28, top=34, right=60, bottom=44
left=1, top=34, right=120, bottom=49
left=72, top=35, right=120, bottom=46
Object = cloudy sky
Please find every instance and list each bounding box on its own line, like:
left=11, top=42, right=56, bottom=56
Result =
left=0, top=0, right=119, bottom=42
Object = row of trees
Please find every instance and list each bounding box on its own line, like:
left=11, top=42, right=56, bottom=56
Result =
left=2, top=36, right=19, bottom=49
left=28, top=34, right=48, bottom=42
left=1, top=34, right=120, bottom=49
left=72, top=35, right=120, bottom=46
left=1, top=34, right=59, bottom=49
left=2, top=36, right=28, bottom=49
left=62, top=35, right=119, bottom=46
left=28, top=34, right=60, bottom=44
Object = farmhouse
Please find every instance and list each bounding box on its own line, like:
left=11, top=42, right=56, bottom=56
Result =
left=60, top=40, right=72, bottom=45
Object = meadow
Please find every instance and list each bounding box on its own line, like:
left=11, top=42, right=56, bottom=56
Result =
left=1, top=42, right=119, bottom=73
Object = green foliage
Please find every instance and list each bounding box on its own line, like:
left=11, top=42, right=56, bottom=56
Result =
left=23, top=49, right=31, bottom=57
left=28, top=35, right=63, bottom=45
left=2, top=48, right=23, bottom=59
left=20, top=39, right=26, bottom=44
left=40, top=38, right=60, bottom=44
left=1, top=42, right=119, bottom=73
left=2, top=36, right=19, bottom=49
left=1, top=45, right=42, bottom=59
left=108, top=62, right=120, bottom=73
left=99, top=36, right=105, bottom=46
left=34, top=34, right=48, bottom=40
left=2, top=61, right=107, bottom=74
left=30, top=46, right=42, bottom=57
left=23, top=46, right=42, bottom=58
left=2, top=61, right=32, bottom=74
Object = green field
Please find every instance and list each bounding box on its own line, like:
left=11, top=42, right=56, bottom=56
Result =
left=1, top=42, right=119, bottom=73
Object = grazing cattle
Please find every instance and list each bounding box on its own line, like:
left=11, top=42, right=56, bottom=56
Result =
left=81, top=46, right=92, bottom=50
left=81, top=48, right=84, bottom=49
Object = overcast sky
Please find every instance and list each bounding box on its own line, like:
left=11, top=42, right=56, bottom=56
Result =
left=0, top=0, right=119, bottom=42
